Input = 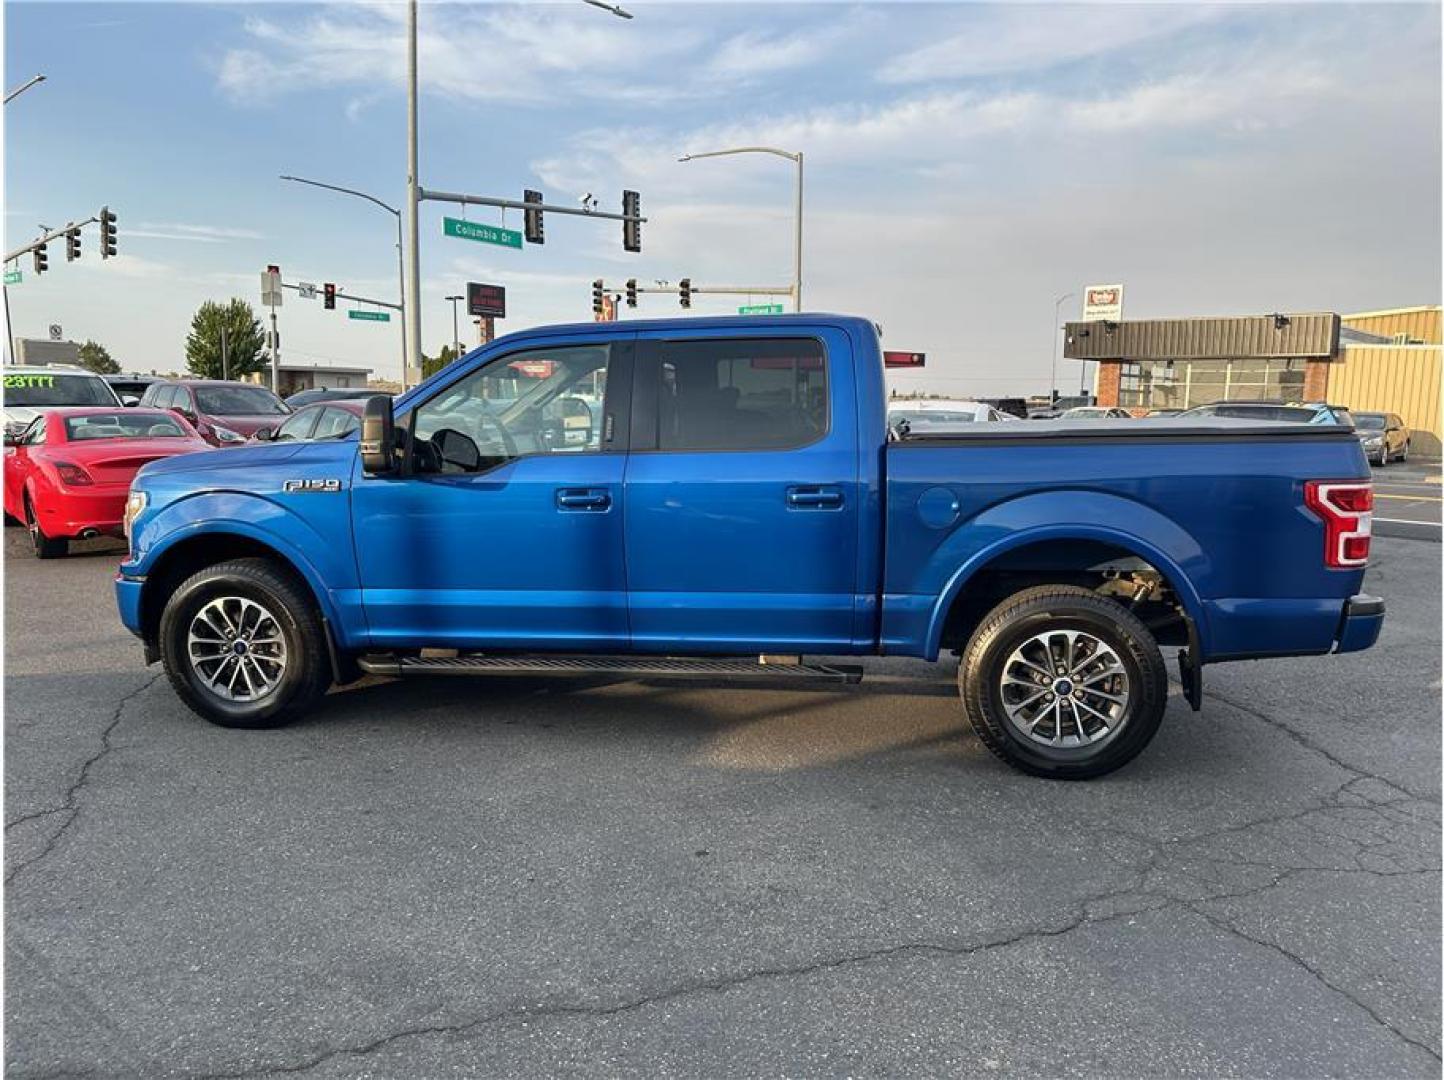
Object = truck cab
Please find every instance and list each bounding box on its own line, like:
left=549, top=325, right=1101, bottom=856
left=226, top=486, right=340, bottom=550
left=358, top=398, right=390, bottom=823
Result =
left=116, top=314, right=1382, bottom=779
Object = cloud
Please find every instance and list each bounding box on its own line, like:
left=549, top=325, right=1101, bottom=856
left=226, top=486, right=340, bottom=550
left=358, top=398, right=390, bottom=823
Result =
left=214, top=4, right=700, bottom=107
left=879, top=5, right=1226, bottom=83
left=130, top=222, right=266, bottom=244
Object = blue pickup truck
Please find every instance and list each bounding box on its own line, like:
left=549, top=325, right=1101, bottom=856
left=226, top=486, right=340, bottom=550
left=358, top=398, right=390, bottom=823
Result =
left=115, top=315, right=1382, bottom=778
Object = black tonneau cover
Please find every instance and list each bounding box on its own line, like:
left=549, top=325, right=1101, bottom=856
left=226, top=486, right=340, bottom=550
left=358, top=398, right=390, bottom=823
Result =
left=891, top=417, right=1357, bottom=447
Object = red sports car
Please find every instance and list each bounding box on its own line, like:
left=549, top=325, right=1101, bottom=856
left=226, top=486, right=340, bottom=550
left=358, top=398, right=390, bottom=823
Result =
left=3, top=407, right=210, bottom=557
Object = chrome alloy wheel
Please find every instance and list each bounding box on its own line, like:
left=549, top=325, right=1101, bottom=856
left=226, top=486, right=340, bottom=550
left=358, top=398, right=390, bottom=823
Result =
left=999, top=629, right=1131, bottom=748
left=186, top=596, right=288, bottom=701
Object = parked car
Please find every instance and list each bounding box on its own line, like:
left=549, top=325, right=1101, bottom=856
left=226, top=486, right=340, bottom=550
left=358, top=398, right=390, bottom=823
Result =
left=1027, top=394, right=1094, bottom=419
left=1176, top=400, right=1354, bottom=425
left=1351, top=411, right=1410, bottom=466
left=115, top=314, right=1382, bottom=780
left=888, top=399, right=1015, bottom=434
left=1147, top=408, right=1184, bottom=418
left=980, top=397, right=1029, bottom=420
left=4, top=407, right=209, bottom=557
left=252, top=398, right=369, bottom=442
left=3, top=365, right=122, bottom=436
left=1060, top=406, right=1132, bottom=420
left=104, top=373, right=161, bottom=405
left=138, top=379, right=291, bottom=446
left=284, top=387, right=391, bottom=408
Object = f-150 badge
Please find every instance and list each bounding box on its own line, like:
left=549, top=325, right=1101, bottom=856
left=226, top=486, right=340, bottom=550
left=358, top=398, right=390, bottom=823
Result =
left=283, top=478, right=342, bottom=493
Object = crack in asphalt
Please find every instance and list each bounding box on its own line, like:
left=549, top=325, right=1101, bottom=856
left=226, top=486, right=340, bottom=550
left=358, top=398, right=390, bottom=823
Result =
left=201, top=897, right=1157, bottom=1080
left=1188, top=903, right=1442, bottom=1063
left=4, top=673, right=163, bottom=888
left=1202, top=686, right=1437, bottom=805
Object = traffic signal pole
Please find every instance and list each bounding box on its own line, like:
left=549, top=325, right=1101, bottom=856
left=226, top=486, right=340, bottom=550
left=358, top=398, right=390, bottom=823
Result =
left=404, top=0, right=422, bottom=390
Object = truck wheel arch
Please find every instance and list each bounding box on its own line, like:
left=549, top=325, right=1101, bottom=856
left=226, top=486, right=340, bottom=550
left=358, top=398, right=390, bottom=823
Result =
left=926, top=525, right=1208, bottom=663
left=139, top=528, right=340, bottom=653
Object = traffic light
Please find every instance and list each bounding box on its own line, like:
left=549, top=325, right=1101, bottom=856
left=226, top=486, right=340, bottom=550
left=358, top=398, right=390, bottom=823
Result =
left=679, top=277, right=691, bottom=309
left=65, top=227, right=81, bottom=262
left=323, top=283, right=336, bottom=310
left=622, top=189, right=641, bottom=253
left=99, top=206, right=117, bottom=259
left=625, top=278, right=637, bottom=308
left=524, top=189, right=544, bottom=245
left=32, top=243, right=47, bottom=274
left=592, top=279, right=605, bottom=318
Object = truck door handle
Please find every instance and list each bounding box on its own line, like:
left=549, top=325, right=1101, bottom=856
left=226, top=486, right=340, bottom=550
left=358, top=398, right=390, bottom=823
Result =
left=556, top=488, right=611, bottom=511
left=786, top=487, right=844, bottom=509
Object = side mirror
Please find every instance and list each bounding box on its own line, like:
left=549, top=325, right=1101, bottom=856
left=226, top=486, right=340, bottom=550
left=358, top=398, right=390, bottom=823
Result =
left=2, top=431, right=23, bottom=447
left=121, top=395, right=140, bottom=407
left=253, top=426, right=275, bottom=442
left=360, top=395, right=396, bottom=474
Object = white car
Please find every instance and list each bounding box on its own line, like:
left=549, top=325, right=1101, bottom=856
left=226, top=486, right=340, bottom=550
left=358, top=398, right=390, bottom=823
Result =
left=888, top=399, right=1016, bottom=434
left=3, top=366, right=122, bottom=436
left=1060, top=406, right=1133, bottom=421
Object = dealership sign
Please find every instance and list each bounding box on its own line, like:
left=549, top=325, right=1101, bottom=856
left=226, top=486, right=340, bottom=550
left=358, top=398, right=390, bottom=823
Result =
left=1082, top=284, right=1124, bottom=322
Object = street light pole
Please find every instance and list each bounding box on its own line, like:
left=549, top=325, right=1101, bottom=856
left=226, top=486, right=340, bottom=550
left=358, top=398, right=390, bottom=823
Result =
left=404, top=0, right=423, bottom=391
left=1051, top=292, right=1075, bottom=403
left=678, top=146, right=804, bottom=313
left=445, top=295, right=463, bottom=360
left=278, top=175, right=409, bottom=390
left=3, top=74, right=45, bottom=105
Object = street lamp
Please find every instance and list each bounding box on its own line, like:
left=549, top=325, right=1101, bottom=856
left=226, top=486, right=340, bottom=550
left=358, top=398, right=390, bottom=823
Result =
left=1051, top=292, right=1075, bottom=403
left=678, top=147, right=804, bottom=312
left=280, top=174, right=410, bottom=391
left=4, top=74, right=46, bottom=105
left=445, top=294, right=464, bottom=361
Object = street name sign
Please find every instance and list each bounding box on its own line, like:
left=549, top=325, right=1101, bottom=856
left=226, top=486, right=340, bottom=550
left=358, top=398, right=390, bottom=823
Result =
left=738, top=303, right=784, bottom=315
left=3, top=270, right=21, bottom=285
left=443, top=218, right=522, bottom=249
left=349, top=310, right=391, bottom=322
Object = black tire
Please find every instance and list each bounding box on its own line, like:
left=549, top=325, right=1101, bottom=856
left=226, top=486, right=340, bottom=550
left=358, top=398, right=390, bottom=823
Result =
left=23, top=494, right=68, bottom=558
left=1399, top=441, right=1409, bottom=463
left=159, top=557, right=331, bottom=729
left=959, top=585, right=1169, bottom=780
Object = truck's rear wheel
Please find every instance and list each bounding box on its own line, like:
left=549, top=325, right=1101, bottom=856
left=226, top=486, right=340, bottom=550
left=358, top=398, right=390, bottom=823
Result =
left=959, top=585, right=1168, bottom=779
left=159, top=558, right=330, bottom=729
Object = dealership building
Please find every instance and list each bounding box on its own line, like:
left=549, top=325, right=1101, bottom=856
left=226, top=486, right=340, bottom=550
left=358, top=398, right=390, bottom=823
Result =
left=1070, top=305, right=1442, bottom=456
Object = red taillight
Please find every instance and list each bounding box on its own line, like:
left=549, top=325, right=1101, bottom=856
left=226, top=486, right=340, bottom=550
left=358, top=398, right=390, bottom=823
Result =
left=1304, top=481, right=1372, bottom=567
left=53, top=461, right=94, bottom=487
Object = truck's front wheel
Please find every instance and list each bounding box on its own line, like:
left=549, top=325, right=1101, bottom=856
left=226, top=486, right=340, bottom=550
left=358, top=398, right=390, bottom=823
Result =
left=159, top=558, right=330, bottom=729
left=959, top=585, right=1169, bottom=780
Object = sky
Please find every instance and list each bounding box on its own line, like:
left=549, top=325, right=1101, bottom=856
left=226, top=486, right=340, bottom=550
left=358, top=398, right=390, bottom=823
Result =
left=4, top=0, right=1441, bottom=395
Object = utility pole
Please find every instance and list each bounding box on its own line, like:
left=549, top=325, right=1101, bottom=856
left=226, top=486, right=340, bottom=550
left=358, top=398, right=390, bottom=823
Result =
left=1051, top=292, right=1075, bottom=403
left=404, top=0, right=422, bottom=387
left=220, top=323, right=230, bottom=381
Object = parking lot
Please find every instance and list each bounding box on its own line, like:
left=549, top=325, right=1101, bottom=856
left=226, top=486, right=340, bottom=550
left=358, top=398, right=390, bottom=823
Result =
left=4, top=519, right=1440, bottom=1077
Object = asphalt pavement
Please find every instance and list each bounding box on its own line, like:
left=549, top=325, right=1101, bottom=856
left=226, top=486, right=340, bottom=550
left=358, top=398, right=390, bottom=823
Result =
left=1371, top=460, right=1443, bottom=541
left=4, top=525, right=1440, bottom=1078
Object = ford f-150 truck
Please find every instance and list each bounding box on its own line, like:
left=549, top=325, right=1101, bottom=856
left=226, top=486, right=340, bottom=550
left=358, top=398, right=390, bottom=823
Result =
left=115, top=315, right=1383, bottom=778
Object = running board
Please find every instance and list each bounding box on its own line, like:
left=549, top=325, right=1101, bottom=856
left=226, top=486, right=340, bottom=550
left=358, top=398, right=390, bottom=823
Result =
left=356, top=653, right=864, bottom=684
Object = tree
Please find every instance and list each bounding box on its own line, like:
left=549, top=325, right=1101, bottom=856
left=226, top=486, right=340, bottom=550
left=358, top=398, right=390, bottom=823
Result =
left=421, top=344, right=458, bottom=380
left=185, top=299, right=266, bottom=380
left=76, top=339, right=119, bottom=375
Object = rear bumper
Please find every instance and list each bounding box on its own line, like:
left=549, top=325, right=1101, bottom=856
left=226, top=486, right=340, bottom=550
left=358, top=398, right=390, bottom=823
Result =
left=1335, top=593, right=1384, bottom=654
left=36, top=487, right=128, bottom=538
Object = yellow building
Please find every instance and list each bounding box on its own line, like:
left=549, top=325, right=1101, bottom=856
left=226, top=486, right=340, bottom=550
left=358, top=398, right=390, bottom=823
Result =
left=1329, top=306, right=1441, bottom=457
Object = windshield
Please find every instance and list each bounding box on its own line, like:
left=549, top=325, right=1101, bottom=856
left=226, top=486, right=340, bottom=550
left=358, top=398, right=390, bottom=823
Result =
left=3, top=372, right=117, bottom=407
left=64, top=412, right=189, bottom=440
left=1354, top=414, right=1387, bottom=430
left=193, top=385, right=288, bottom=416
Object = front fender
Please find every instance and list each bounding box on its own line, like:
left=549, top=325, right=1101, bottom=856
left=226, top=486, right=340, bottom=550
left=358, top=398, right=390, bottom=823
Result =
left=129, top=491, right=355, bottom=632
left=915, top=490, right=1210, bottom=661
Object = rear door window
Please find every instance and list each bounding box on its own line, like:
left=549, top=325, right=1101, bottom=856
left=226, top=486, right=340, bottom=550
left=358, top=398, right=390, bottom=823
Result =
left=651, top=338, right=827, bottom=451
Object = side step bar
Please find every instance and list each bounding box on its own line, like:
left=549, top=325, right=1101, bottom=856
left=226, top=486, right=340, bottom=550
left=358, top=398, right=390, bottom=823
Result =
left=356, top=653, right=864, bottom=684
